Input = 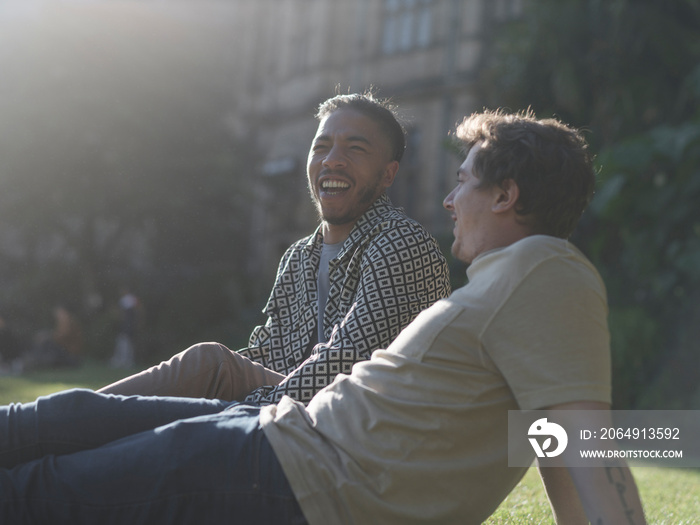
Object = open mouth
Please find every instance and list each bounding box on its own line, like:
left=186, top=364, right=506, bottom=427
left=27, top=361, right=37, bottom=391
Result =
left=320, top=179, right=350, bottom=195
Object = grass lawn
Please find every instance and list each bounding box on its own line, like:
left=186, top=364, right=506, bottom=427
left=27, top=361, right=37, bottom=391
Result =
left=2, top=362, right=698, bottom=523
left=485, top=464, right=700, bottom=524
left=0, top=360, right=139, bottom=404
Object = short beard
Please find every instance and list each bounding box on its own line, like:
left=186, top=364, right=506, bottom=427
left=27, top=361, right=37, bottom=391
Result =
left=309, top=172, right=384, bottom=226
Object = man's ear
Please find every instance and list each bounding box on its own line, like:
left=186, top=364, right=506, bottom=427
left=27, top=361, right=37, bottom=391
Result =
left=381, top=160, right=400, bottom=188
left=492, top=178, right=520, bottom=214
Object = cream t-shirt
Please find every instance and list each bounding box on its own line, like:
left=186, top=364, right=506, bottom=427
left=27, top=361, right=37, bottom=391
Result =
left=262, top=235, right=611, bottom=524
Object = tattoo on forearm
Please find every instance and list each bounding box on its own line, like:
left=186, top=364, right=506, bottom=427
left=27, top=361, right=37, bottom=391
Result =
left=602, top=464, right=639, bottom=525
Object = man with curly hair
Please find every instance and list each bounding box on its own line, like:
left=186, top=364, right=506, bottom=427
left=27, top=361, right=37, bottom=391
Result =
left=0, top=110, right=646, bottom=525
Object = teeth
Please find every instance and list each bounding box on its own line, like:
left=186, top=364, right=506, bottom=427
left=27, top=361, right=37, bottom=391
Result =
left=321, top=180, right=350, bottom=189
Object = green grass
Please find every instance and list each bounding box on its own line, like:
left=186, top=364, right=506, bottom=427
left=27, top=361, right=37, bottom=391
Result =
left=0, top=361, right=139, bottom=404
left=2, top=363, right=699, bottom=523
left=485, top=464, right=700, bottom=524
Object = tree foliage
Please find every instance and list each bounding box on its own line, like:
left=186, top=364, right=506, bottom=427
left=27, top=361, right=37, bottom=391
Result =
left=0, top=106, right=258, bottom=362
left=0, top=2, right=264, bottom=363
left=480, top=0, right=700, bottom=408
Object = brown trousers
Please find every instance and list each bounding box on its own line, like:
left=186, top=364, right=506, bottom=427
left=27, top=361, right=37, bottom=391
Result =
left=98, top=342, right=285, bottom=402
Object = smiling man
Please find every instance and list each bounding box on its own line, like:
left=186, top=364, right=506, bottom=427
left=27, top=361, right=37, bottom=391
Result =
left=308, top=105, right=399, bottom=243
left=99, top=92, right=450, bottom=406
left=0, top=109, right=646, bottom=525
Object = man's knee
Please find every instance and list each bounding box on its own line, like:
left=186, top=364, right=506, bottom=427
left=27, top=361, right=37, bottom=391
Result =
left=175, top=342, right=234, bottom=368
left=38, top=388, right=97, bottom=410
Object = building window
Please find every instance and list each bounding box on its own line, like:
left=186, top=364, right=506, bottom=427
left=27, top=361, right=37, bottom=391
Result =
left=382, top=0, right=434, bottom=55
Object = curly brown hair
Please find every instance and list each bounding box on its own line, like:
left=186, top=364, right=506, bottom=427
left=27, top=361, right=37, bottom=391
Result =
left=455, top=109, right=595, bottom=239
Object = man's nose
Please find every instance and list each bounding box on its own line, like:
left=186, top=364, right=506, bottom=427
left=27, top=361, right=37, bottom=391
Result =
left=322, top=146, right=347, bottom=169
left=443, top=190, right=455, bottom=210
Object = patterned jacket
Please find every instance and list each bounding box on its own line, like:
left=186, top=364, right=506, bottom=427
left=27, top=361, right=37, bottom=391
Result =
left=240, top=194, right=451, bottom=405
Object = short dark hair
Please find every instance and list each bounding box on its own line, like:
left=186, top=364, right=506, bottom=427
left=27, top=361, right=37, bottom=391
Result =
left=455, top=109, right=595, bottom=239
left=315, top=91, right=406, bottom=163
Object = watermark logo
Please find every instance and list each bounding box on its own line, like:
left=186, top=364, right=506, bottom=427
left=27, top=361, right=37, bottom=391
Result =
left=528, top=417, right=568, bottom=458
left=509, top=410, right=698, bottom=467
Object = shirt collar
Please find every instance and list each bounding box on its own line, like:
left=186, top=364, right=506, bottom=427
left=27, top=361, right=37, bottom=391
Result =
left=303, top=193, right=397, bottom=258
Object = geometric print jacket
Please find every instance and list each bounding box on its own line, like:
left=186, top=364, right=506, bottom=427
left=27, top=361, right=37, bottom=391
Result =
left=240, top=194, right=451, bottom=405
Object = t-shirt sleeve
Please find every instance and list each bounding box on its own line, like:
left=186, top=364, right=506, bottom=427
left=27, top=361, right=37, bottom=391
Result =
left=483, top=257, right=612, bottom=410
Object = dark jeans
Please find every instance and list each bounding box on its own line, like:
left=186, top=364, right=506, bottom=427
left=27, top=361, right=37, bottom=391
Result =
left=0, top=389, right=307, bottom=524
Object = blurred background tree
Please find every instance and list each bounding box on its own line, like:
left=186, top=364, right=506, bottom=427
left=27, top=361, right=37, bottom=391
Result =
left=0, top=103, right=258, bottom=363
left=480, top=0, right=700, bottom=408
left=0, top=4, right=260, bottom=365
